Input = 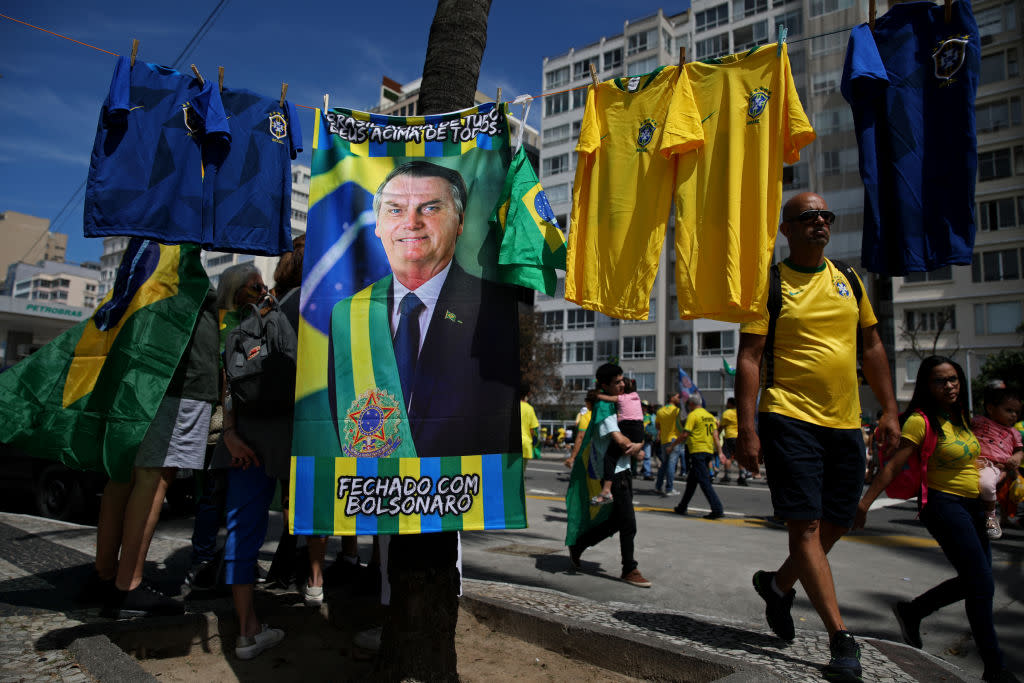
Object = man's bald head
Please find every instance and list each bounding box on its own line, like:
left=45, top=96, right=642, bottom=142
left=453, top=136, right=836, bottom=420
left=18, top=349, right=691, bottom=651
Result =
left=780, top=192, right=831, bottom=249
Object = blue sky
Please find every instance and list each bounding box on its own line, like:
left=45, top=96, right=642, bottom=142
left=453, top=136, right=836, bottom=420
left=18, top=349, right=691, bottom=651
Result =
left=1, top=1, right=688, bottom=264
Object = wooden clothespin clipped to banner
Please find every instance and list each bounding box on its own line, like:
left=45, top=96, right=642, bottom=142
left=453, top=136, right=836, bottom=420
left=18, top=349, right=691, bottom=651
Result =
left=218, top=66, right=224, bottom=92
left=679, top=46, right=686, bottom=65
left=279, top=83, right=288, bottom=108
left=869, top=0, right=876, bottom=30
left=191, top=64, right=204, bottom=86
left=323, top=93, right=330, bottom=113
left=129, top=39, right=139, bottom=67
left=944, top=0, right=952, bottom=23
left=777, top=24, right=788, bottom=57
left=588, top=63, right=599, bottom=87
left=496, top=87, right=502, bottom=105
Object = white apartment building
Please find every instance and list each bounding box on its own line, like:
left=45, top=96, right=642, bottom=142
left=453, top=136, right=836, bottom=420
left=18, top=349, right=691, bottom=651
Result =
left=537, top=1, right=899, bottom=420
left=5, top=261, right=101, bottom=310
left=98, top=165, right=311, bottom=295
left=891, top=0, right=1024, bottom=402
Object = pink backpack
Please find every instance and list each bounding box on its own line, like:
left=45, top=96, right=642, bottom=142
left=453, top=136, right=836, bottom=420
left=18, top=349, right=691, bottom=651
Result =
left=878, top=410, right=938, bottom=505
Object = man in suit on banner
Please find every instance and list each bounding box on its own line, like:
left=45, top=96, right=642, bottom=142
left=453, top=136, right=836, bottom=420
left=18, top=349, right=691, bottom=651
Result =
left=328, top=160, right=520, bottom=463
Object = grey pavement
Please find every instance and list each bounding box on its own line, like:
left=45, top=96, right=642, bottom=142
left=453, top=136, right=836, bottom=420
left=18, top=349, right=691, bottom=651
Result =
left=0, top=483, right=994, bottom=683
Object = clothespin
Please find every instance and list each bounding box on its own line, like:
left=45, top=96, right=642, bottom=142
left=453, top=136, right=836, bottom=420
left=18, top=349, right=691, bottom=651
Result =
left=496, top=87, right=502, bottom=104
left=511, top=94, right=532, bottom=153
left=588, top=63, right=599, bottom=87
left=323, top=93, right=330, bottom=113
left=217, top=66, right=224, bottom=92
left=129, top=39, right=139, bottom=67
left=279, top=83, right=288, bottom=108
left=679, top=46, right=686, bottom=65
left=191, top=64, right=204, bottom=86
left=869, top=0, right=876, bottom=30
left=944, top=0, right=952, bottom=23
left=777, top=25, right=788, bottom=57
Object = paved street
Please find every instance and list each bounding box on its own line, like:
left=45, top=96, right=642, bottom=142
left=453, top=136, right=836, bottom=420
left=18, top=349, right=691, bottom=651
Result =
left=1, top=449, right=1020, bottom=680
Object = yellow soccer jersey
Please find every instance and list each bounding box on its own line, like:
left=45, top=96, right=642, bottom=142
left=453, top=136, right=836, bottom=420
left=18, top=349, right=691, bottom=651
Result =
left=655, top=404, right=681, bottom=445
left=741, top=259, right=877, bottom=429
left=720, top=408, right=739, bottom=439
left=567, top=66, right=704, bottom=319
left=520, top=400, right=539, bottom=460
left=669, top=43, right=815, bottom=323
left=903, top=413, right=980, bottom=499
left=684, top=407, right=718, bottom=454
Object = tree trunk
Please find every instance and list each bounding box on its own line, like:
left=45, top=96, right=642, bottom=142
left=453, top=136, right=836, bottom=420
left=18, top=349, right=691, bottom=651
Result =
left=417, top=0, right=492, bottom=116
left=376, top=2, right=492, bottom=681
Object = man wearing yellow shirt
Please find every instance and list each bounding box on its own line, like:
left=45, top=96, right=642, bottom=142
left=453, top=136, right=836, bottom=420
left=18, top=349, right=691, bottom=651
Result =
left=673, top=398, right=724, bottom=519
left=734, top=192, right=899, bottom=680
left=718, top=397, right=747, bottom=486
left=654, top=393, right=683, bottom=495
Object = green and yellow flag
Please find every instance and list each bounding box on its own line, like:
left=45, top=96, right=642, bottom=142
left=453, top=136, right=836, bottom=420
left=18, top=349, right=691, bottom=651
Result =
left=565, top=400, right=616, bottom=547
left=0, top=239, right=209, bottom=482
left=490, top=145, right=567, bottom=296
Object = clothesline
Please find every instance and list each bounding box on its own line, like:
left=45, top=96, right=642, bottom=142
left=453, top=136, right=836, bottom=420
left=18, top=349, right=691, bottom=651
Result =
left=3, top=11, right=861, bottom=108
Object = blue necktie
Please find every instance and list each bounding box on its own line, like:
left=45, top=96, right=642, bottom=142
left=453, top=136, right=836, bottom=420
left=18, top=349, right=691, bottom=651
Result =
left=394, top=291, right=424, bottom=407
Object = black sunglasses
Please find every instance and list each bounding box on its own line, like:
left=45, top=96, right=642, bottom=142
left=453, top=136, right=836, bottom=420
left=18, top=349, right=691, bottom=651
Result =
left=785, top=209, right=835, bottom=225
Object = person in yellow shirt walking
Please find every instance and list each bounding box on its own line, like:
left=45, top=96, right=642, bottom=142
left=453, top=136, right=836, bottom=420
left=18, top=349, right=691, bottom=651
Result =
left=718, top=397, right=747, bottom=486
left=520, top=383, right=540, bottom=464
left=654, top=393, right=683, bottom=495
left=673, top=398, right=725, bottom=519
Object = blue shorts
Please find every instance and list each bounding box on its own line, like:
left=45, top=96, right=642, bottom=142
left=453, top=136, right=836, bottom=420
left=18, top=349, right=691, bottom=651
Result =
left=759, top=413, right=865, bottom=528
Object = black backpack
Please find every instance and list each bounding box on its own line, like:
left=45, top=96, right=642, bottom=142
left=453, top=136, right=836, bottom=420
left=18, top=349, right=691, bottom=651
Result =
left=763, top=258, right=862, bottom=388
left=224, top=291, right=298, bottom=415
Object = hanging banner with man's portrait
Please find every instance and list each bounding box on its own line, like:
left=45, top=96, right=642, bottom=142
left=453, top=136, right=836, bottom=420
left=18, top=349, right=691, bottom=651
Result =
left=290, top=103, right=530, bottom=536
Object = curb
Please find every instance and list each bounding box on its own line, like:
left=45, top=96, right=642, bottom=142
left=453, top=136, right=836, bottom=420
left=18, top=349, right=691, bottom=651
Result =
left=67, top=634, right=156, bottom=683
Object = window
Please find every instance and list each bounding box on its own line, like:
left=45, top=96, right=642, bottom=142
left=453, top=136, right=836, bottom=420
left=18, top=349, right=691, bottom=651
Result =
left=628, top=56, right=659, bottom=75
left=733, top=0, right=768, bottom=18
left=206, top=253, right=235, bottom=267
left=809, top=0, right=854, bottom=17
left=733, top=21, right=769, bottom=52
left=291, top=208, right=307, bottom=222
left=597, top=339, right=618, bottom=359
left=672, top=334, right=690, bottom=356
left=545, top=66, right=569, bottom=89
left=564, top=341, right=595, bottom=363
left=696, top=3, right=729, bottom=32
left=698, top=371, right=735, bottom=390
left=811, top=33, right=843, bottom=55
left=814, top=108, right=853, bottom=135
left=980, top=49, right=1020, bottom=84
left=696, top=33, right=730, bottom=61
left=978, top=148, right=1012, bottom=181
left=663, top=29, right=673, bottom=53
left=698, top=330, right=735, bottom=355
left=571, top=120, right=582, bottom=138
left=627, top=29, right=655, bottom=56
left=975, top=2, right=1017, bottom=37
left=789, top=48, right=806, bottom=74
left=573, top=57, right=598, bottom=81
left=628, top=372, right=656, bottom=391
left=821, top=150, right=841, bottom=176
left=56, top=278, right=70, bottom=287
left=979, top=196, right=1020, bottom=231
left=904, top=307, right=956, bottom=332
left=546, top=183, right=569, bottom=205
left=545, top=92, right=569, bottom=116
left=973, top=249, right=1021, bottom=282
left=572, top=88, right=587, bottom=108
left=567, top=309, right=595, bottom=329
left=976, top=97, right=1022, bottom=133
left=543, top=124, right=570, bottom=145
left=975, top=301, right=1023, bottom=335
left=905, top=356, right=922, bottom=383
left=775, top=9, right=803, bottom=37
left=543, top=154, right=569, bottom=176
left=564, top=375, right=591, bottom=391
left=540, top=310, right=563, bottom=331
left=604, top=48, right=623, bottom=71
left=622, top=335, right=656, bottom=359
left=596, top=313, right=619, bottom=328
left=812, top=70, right=841, bottom=96
left=903, top=265, right=953, bottom=283
left=783, top=162, right=808, bottom=190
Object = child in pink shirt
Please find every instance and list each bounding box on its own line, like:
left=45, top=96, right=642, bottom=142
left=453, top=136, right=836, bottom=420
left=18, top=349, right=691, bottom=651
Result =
left=971, top=386, right=1023, bottom=539
left=591, top=378, right=643, bottom=505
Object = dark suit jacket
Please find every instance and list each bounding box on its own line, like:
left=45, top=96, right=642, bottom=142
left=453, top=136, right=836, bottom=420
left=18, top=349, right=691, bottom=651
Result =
left=329, top=261, right=520, bottom=460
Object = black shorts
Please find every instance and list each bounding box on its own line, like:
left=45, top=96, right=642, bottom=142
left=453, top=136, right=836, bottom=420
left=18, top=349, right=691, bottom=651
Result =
left=722, top=437, right=737, bottom=459
left=758, top=412, right=866, bottom=528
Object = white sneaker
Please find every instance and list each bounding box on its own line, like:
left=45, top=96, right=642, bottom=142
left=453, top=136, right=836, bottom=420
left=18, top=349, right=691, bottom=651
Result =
left=303, top=583, right=324, bottom=607
left=353, top=626, right=382, bottom=652
left=235, top=624, right=285, bottom=660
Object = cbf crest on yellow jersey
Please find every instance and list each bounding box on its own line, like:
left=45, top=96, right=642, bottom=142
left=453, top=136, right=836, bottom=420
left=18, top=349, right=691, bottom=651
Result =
left=670, top=43, right=815, bottom=323
left=567, top=66, right=704, bottom=320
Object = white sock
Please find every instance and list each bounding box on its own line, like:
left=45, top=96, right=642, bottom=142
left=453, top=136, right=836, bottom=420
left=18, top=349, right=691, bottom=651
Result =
left=770, top=575, right=786, bottom=597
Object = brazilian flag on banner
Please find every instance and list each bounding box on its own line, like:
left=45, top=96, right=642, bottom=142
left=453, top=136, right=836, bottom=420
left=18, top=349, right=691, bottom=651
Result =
left=490, top=145, right=567, bottom=296
left=292, top=102, right=529, bottom=536
left=565, top=399, right=616, bottom=547
left=0, top=240, right=209, bottom=482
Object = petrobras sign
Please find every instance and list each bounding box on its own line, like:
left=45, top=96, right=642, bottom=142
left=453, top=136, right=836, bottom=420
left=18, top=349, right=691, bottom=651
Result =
left=0, top=295, right=87, bottom=320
